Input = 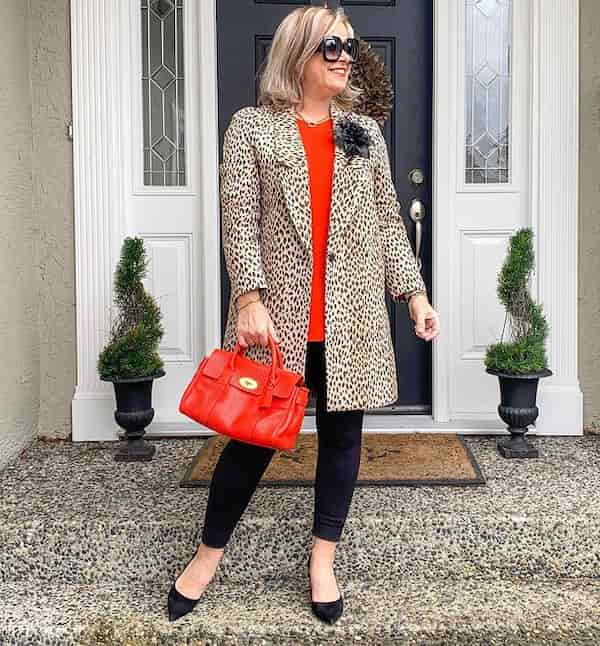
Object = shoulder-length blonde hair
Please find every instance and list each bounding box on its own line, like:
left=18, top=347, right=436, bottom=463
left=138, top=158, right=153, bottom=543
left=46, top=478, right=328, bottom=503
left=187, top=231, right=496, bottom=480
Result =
left=257, top=5, right=363, bottom=112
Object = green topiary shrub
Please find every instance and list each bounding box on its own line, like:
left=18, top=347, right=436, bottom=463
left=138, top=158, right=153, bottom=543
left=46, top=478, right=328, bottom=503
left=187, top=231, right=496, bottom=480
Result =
left=97, top=237, right=165, bottom=380
left=484, top=227, right=550, bottom=374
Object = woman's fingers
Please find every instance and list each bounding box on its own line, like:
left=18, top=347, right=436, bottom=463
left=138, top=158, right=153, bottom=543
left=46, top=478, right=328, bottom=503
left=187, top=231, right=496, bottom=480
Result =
left=415, top=311, right=440, bottom=341
left=236, top=303, right=277, bottom=347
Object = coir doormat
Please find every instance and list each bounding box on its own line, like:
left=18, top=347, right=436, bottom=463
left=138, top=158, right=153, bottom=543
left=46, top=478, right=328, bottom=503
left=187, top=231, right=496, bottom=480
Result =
left=180, top=433, right=486, bottom=487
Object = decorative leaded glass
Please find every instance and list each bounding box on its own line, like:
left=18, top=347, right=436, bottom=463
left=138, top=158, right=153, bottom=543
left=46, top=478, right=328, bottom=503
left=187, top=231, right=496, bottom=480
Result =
left=465, top=0, right=512, bottom=184
left=141, top=0, right=186, bottom=186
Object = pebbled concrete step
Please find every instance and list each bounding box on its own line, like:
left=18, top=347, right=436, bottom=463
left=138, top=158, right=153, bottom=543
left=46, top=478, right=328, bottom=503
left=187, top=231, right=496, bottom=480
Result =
left=2, top=510, right=600, bottom=586
left=2, top=436, right=600, bottom=587
left=1, top=575, right=600, bottom=645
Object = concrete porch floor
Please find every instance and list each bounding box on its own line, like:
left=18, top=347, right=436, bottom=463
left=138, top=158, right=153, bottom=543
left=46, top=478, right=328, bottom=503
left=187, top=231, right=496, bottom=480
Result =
left=1, top=434, right=600, bottom=644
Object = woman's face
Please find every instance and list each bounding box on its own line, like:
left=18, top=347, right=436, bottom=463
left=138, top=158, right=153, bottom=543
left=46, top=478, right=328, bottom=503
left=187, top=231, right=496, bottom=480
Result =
left=302, top=22, right=354, bottom=99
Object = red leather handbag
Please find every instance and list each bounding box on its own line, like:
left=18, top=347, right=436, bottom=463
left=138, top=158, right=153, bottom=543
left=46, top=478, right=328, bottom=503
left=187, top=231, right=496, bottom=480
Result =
left=178, top=334, right=310, bottom=450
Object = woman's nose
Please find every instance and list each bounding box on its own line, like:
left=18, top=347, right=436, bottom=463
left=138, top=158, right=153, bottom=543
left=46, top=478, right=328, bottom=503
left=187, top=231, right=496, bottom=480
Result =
left=339, top=50, right=353, bottom=64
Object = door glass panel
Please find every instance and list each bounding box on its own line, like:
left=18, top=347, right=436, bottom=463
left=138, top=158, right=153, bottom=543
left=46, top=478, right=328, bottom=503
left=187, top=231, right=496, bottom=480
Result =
left=465, top=0, right=512, bottom=184
left=141, top=0, right=186, bottom=186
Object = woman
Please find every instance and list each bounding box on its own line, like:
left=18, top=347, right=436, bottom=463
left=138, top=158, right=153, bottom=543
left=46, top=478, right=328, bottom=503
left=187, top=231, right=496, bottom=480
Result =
left=167, top=5, right=440, bottom=625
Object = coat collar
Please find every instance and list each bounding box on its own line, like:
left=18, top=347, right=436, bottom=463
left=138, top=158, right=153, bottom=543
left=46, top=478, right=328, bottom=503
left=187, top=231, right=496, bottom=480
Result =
left=271, top=102, right=367, bottom=257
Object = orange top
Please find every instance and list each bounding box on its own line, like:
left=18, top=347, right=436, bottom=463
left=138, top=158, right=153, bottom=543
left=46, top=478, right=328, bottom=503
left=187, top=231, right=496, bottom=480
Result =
left=296, top=117, right=335, bottom=342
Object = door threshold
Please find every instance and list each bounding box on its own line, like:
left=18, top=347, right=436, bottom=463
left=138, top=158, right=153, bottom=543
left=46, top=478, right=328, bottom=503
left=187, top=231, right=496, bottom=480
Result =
left=145, top=416, right=523, bottom=438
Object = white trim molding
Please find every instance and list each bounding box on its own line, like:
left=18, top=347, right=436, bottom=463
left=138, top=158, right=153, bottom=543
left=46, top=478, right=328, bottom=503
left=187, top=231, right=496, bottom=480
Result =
left=70, top=0, right=128, bottom=440
left=527, top=0, right=582, bottom=435
left=430, top=0, right=581, bottom=435
left=70, top=0, right=221, bottom=441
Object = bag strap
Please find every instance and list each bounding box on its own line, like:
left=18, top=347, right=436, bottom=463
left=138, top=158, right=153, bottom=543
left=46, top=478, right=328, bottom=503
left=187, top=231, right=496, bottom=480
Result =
left=269, top=334, right=285, bottom=370
left=260, top=335, right=287, bottom=408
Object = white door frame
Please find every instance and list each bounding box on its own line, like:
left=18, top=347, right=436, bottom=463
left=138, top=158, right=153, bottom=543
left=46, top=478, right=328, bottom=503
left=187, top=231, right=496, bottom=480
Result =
left=70, top=0, right=581, bottom=441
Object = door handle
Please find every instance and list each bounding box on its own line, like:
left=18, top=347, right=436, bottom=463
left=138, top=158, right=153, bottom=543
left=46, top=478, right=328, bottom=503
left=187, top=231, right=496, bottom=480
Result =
left=408, top=199, right=426, bottom=272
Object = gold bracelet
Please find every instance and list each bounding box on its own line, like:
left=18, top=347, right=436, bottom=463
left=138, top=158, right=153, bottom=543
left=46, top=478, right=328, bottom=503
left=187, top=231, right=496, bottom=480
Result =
left=237, top=297, right=261, bottom=311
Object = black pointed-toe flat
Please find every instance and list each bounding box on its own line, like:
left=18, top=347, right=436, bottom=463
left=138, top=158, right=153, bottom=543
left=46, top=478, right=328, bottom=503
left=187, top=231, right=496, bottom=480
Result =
left=307, top=553, right=344, bottom=625
left=166, top=554, right=204, bottom=622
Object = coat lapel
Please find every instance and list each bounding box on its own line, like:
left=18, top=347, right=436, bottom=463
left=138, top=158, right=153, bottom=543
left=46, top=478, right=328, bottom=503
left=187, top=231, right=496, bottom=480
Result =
left=272, top=102, right=363, bottom=258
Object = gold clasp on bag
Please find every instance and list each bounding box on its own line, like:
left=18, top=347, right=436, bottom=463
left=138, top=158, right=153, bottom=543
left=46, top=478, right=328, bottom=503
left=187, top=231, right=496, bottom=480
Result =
left=239, top=376, right=258, bottom=389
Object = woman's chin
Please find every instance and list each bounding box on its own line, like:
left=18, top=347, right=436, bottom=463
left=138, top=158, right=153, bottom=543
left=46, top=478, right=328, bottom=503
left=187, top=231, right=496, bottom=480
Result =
left=325, top=81, right=347, bottom=95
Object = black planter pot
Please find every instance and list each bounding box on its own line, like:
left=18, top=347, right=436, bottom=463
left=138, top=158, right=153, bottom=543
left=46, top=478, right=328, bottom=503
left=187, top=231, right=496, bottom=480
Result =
left=485, top=367, right=553, bottom=458
left=100, top=369, right=166, bottom=462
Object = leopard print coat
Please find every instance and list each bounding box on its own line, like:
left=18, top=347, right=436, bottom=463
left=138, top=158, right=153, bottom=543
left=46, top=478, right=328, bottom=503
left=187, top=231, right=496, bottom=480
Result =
left=219, top=101, right=427, bottom=412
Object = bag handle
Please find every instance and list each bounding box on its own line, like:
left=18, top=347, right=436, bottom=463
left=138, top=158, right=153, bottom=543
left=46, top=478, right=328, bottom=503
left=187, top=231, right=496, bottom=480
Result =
left=229, top=333, right=284, bottom=387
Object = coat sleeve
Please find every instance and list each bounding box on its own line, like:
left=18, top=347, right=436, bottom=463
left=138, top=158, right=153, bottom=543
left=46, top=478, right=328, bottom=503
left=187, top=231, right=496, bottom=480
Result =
left=369, top=119, right=428, bottom=303
left=219, top=108, right=268, bottom=308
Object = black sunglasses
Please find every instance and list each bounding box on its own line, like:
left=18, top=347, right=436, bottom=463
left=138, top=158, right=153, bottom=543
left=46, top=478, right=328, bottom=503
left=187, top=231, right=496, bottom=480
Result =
left=316, top=36, right=359, bottom=63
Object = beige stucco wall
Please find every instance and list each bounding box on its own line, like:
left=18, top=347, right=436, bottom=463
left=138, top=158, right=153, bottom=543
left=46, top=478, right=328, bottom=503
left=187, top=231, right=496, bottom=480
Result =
left=579, top=0, right=600, bottom=433
left=0, top=1, right=38, bottom=471
left=0, top=0, right=74, bottom=472
left=30, top=1, right=75, bottom=442
left=0, top=2, right=598, bottom=471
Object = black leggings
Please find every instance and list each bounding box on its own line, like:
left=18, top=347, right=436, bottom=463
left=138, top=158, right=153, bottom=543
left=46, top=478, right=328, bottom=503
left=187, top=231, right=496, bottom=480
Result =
left=201, top=340, right=364, bottom=548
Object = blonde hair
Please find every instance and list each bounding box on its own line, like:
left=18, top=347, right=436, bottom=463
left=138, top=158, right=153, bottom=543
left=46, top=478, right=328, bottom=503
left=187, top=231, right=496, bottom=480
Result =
left=257, top=5, right=363, bottom=112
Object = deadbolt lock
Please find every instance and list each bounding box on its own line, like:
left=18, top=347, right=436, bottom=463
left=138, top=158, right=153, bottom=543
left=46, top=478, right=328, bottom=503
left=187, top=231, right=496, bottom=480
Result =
left=408, top=168, right=425, bottom=187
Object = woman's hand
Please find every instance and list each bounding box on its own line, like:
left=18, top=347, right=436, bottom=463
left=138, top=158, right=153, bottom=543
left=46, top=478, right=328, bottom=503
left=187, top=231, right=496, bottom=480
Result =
left=408, top=294, right=440, bottom=342
left=236, top=292, right=280, bottom=348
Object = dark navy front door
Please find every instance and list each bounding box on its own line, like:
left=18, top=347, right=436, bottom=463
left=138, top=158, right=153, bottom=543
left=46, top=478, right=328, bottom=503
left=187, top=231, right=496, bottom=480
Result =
left=217, top=0, right=433, bottom=414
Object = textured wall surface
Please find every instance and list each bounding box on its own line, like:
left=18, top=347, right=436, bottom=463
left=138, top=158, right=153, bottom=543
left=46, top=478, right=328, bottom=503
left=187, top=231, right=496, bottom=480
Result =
left=0, top=1, right=38, bottom=471
left=580, top=0, right=600, bottom=431
left=30, top=0, right=75, bottom=440
left=0, top=0, right=74, bottom=472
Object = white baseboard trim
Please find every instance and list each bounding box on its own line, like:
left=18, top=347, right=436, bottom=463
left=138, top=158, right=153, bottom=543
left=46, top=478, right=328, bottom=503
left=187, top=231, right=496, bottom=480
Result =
left=69, top=407, right=583, bottom=442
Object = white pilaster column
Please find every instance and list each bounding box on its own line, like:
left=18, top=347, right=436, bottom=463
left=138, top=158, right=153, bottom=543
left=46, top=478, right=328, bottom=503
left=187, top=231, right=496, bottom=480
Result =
left=70, top=0, right=127, bottom=440
left=530, top=0, right=583, bottom=434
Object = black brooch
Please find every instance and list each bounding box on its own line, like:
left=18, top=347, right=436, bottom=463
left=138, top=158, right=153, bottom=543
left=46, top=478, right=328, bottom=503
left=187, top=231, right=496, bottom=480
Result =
left=333, top=116, right=373, bottom=160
